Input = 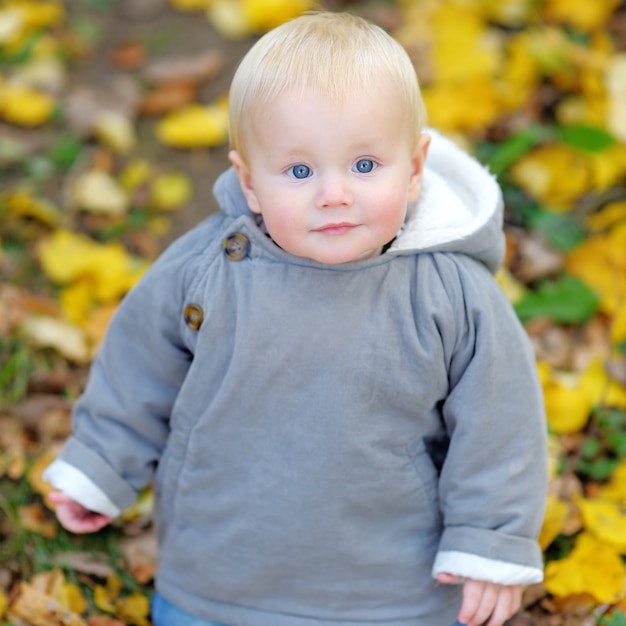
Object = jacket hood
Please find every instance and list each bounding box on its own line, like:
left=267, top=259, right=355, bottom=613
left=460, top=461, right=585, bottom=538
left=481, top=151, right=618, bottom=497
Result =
left=213, top=129, right=505, bottom=274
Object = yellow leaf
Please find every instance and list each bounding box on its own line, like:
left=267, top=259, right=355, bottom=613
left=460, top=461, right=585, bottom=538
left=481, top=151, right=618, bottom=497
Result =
left=94, top=585, right=116, bottom=613
left=587, top=201, right=626, bottom=233
left=240, top=0, right=313, bottom=32
left=0, top=8, right=23, bottom=45
left=547, top=434, right=562, bottom=479
left=543, top=372, right=593, bottom=434
left=423, top=79, right=501, bottom=132
left=480, top=0, right=535, bottom=26
left=156, top=103, right=229, bottom=148
left=0, top=85, right=55, bottom=126
left=150, top=172, right=192, bottom=211
left=541, top=0, right=621, bottom=31
left=566, top=226, right=626, bottom=323
left=495, top=267, right=527, bottom=304
left=539, top=493, right=569, bottom=549
left=429, top=3, right=500, bottom=84
left=9, top=581, right=88, bottom=626
left=207, top=0, right=251, bottom=39
left=4, top=0, right=66, bottom=30
left=119, top=160, right=152, bottom=192
left=0, top=589, right=7, bottom=619
left=93, top=112, right=136, bottom=155
left=168, top=0, right=213, bottom=9
left=38, top=230, right=149, bottom=303
left=72, top=171, right=129, bottom=216
left=59, top=280, right=94, bottom=326
left=578, top=498, right=626, bottom=554
left=115, top=591, right=151, bottom=626
left=509, top=143, right=591, bottom=210
left=3, top=190, right=61, bottom=227
left=28, top=449, right=57, bottom=497
left=82, top=303, right=117, bottom=356
left=544, top=532, right=626, bottom=603
left=607, top=54, right=626, bottom=141
left=580, top=359, right=626, bottom=410
left=597, top=462, right=626, bottom=501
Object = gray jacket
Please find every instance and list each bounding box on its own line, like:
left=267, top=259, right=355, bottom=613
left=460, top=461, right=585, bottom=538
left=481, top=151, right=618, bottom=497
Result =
left=45, top=131, right=547, bottom=626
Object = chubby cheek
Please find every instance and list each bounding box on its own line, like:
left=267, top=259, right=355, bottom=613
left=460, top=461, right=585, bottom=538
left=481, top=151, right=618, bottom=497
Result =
left=260, top=205, right=305, bottom=254
left=369, top=190, right=409, bottom=237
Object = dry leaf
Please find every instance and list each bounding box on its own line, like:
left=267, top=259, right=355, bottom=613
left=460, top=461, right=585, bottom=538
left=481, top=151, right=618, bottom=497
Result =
left=9, top=581, right=87, bottom=626
left=143, top=50, right=223, bottom=85
left=120, top=529, right=158, bottom=584
left=21, top=315, right=89, bottom=363
left=71, top=171, right=129, bottom=215
left=109, top=41, right=146, bottom=70
left=138, top=80, right=198, bottom=117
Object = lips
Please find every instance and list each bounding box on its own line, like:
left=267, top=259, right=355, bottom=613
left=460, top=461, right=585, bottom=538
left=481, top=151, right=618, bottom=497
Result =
left=313, top=223, right=358, bottom=235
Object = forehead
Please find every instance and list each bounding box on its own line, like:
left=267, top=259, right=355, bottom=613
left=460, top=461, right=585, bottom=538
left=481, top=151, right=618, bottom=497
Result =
left=247, top=85, right=412, bottom=146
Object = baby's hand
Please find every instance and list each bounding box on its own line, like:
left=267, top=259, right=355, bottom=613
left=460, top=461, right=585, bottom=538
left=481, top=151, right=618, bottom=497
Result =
left=437, top=573, right=522, bottom=626
left=48, top=491, right=113, bottom=534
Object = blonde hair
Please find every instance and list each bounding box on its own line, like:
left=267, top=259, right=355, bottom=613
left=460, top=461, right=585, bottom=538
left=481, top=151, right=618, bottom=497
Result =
left=228, top=12, right=427, bottom=158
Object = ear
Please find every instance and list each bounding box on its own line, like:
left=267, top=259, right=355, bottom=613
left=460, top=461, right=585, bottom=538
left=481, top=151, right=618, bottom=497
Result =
left=407, top=133, right=431, bottom=203
left=229, top=149, right=261, bottom=214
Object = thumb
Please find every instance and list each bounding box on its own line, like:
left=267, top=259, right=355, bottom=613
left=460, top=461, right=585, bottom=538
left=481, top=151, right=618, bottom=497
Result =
left=436, top=573, right=464, bottom=585
left=47, top=491, right=75, bottom=505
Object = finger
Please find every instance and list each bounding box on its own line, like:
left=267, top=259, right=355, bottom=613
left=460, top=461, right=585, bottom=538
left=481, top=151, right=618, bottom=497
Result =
left=485, top=585, right=521, bottom=626
left=55, top=504, right=112, bottom=534
left=458, top=579, right=486, bottom=626
left=470, top=582, right=499, bottom=626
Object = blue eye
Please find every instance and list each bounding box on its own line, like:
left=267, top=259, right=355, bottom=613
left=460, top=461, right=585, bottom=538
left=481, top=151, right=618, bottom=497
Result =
left=289, top=164, right=311, bottom=179
left=354, top=159, right=375, bottom=173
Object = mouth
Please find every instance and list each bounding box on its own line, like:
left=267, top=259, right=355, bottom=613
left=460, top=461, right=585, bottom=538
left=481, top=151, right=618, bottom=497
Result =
left=313, top=223, right=358, bottom=235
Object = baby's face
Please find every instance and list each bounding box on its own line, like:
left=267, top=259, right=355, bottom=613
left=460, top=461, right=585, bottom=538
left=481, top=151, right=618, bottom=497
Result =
left=230, top=88, right=429, bottom=264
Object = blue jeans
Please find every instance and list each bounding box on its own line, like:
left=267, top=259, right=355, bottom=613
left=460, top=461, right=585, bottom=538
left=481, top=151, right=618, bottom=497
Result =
left=151, top=591, right=465, bottom=626
left=151, top=591, right=229, bottom=626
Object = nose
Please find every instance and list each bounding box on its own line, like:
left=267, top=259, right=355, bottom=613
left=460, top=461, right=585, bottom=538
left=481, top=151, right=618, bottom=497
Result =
left=316, top=174, right=353, bottom=209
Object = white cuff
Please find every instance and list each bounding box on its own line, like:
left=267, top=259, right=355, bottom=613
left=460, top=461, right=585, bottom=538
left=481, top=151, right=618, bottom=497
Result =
left=43, top=458, right=121, bottom=518
left=432, top=550, right=544, bottom=585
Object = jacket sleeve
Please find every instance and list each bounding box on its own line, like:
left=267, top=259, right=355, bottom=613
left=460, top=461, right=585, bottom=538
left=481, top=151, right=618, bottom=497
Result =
left=45, top=223, right=215, bottom=514
left=429, top=253, right=548, bottom=584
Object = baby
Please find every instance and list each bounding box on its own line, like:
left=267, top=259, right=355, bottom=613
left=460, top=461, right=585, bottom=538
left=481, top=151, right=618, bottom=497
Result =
left=45, top=12, right=547, bottom=626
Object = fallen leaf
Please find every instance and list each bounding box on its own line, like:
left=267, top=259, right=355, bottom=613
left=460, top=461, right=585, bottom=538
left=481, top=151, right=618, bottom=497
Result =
left=0, top=85, right=56, bottom=126
left=71, top=170, right=129, bottom=215
left=109, top=40, right=146, bottom=70
left=138, top=80, right=198, bottom=116
left=143, top=50, right=223, bottom=85
left=52, top=552, right=115, bottom=579
left=544, top=532, right=626, bottom=603
left=0, top=416, right=26, bottom=479
left=119, top=529, right=158, bottom=584
left=150, top=172, right=192, bottom=210
left=577, top=497, right=626, bottom=553
left=17, top=503, right=57, bottom=538
left=542, top=0, right=622, bottom=31
left=93, top=112, right=136, bottom=155
left=114, top=591, right=151, bottom=626
left=539, top=493, right=569, bottom=549
left=9, top=581, right=87, bottom=626
left=156, top=102, right=229, bottom=147
left=21, top=315, right=89, bottom=363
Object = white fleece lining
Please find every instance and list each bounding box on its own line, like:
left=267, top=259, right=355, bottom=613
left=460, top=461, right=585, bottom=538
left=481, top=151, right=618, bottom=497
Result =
left=43, top=458, right=121, bottom=518
left=432, top=550, right=544, bottom=586
left=390, top=129, right=501, bottom=253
